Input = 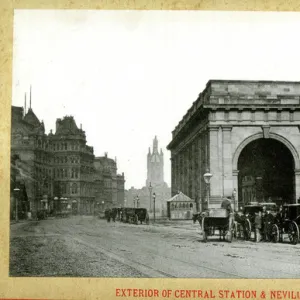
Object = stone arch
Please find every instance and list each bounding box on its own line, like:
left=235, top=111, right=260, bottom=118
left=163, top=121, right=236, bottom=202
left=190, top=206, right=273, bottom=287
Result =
left=232, top=132, right=300, bottom=171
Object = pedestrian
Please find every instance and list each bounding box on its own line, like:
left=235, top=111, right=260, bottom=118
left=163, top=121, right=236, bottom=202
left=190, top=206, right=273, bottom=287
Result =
left=261, top=206, right=266, bottom=241
left=275, top=205, right=284, bottom=242
left=263, top=209, right=274, bottom=242
left=254, top=211, right=262, bottom=242
left=221, top=196, right=233, bottom=214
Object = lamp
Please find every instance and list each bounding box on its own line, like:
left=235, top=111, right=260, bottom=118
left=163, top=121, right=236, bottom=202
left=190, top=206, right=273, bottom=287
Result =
left=148, top=183, right=153, bottom=212
left=153, top=192, right=156, bottom=222
left=232, top=188, right=237, bottom=212
left=203, top=169, right=213, bottom=209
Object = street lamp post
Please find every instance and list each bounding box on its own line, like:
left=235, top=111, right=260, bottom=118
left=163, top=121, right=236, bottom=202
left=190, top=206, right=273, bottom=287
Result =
left=232, top=188, right=237, bottom=212
left=133, top=198, right=136, bottom=208
left=153, top=192, right=156, bottom=222
left=72, top=200, right=77, bottom=215
left=54, top=197, right=58, bottom=215
left=13, top=187, right=20, bottom=222
left=148, top=183, right=153, bottom=212
left=203, top=169, right=213, bottom=210
left=136, top=195, right=140, bottom=208
left=124, top=198, right=127, bottom=207
left=102, top=201, right=105, bottom=212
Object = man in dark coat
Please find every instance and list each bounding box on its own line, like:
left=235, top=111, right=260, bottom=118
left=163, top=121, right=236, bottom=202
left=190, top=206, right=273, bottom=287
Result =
left=263, top=209, right=275, bottom=241
left=221, top=196, right=233, bottom=214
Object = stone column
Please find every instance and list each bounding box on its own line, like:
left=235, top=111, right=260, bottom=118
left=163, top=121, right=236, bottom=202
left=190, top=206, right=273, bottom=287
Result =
left=198, top=136, right=202, bottom=212
left=232, top=169, right=239, bottom=211
left=180, top=152, right=183, bottom=193
left=184, top=149, right=188, bottom=194
left=295, top=169, right=300, bottom=203
left=222, top=126, right=233, bottom=197
left=186, top=146, right=190, bottom=196
left=171, top=157, right=175, bottom=196
left=209, top=126, right=222, bottom=200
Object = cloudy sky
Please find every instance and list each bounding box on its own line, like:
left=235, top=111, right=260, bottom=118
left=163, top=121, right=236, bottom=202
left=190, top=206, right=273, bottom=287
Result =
left=12, top=10, right=300, bottom=189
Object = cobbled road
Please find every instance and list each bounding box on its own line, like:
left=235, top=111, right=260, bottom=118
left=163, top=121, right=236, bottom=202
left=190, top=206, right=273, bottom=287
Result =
left=9, top=216, right=300, bottom=278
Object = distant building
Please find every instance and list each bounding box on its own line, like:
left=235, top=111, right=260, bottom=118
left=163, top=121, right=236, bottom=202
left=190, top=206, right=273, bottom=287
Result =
left=94, top=154, right=125, bottom=211
left=146, top=136, right=165, bottom=187
left=125, top=136, right=171, bottom=217
left=241, top=176, right=256, bottom=205
left=10, top=93, right=125, bottom=218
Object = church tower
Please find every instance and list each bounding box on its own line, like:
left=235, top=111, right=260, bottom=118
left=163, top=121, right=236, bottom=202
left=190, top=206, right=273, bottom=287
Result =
left=146, top=136, right=164, bottom=187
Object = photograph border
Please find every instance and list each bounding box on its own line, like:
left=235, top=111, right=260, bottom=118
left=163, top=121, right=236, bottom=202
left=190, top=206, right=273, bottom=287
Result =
left=1, top=1, right=300, bottom=299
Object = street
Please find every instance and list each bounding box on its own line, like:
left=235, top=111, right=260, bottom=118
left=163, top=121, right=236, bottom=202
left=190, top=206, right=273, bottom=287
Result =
left=9, top=216, right=300, bottom=278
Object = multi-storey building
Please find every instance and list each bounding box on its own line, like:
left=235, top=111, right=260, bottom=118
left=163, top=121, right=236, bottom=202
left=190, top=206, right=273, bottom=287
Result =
left=11, top=104, right=53, bottom=218
left=11, top=102, right=125, bottom=218
left=94, top=154, right=125, bottom=210
left=50, top=116, right=96, bottom=215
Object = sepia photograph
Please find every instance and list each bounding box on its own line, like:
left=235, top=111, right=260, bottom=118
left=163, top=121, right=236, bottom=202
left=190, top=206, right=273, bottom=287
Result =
left=9, top=9, right=300, bottom=279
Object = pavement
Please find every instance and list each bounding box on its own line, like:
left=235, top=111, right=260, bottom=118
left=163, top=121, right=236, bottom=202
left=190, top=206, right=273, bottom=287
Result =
left=9, top=216, right=300, bottom=278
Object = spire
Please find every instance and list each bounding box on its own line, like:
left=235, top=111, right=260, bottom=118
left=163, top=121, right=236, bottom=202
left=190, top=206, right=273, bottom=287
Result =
left=153, top=135, right=158, bottom=153
left=30, top=85, right=32, bottom=109
left=24, top=93, right=27, bottom=115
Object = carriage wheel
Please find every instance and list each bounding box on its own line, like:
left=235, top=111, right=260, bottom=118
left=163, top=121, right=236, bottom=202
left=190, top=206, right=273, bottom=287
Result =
left=202, top=217, right=208, bottom=243
left=244, top=219, right=251, bottom=241
left=288, top=221, right=299, bottom=245
left=271, top=224, right=279, bottom=243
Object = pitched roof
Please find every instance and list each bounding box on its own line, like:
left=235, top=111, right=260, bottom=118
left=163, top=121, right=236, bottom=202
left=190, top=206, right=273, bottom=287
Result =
left=55, top=116, right=81, bottom=135
left=23, top=108, right=40, bottom=127
left=167, top=192, right=193, bottom=202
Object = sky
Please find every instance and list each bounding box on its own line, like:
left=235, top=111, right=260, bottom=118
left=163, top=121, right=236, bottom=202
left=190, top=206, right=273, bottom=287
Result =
left=12, top=10, right=300, bottom=189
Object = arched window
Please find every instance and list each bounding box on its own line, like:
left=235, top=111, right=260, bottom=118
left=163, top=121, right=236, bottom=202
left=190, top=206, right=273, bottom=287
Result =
left=190, top=203, right=193, bottom=209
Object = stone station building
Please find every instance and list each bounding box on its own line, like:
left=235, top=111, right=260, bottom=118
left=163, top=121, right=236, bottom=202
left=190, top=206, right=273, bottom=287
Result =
left=167, top=80, right=300, bottom=211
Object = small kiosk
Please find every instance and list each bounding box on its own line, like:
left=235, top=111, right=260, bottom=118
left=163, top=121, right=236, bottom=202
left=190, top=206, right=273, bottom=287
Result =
left=167, top=192, right=195, bottom=220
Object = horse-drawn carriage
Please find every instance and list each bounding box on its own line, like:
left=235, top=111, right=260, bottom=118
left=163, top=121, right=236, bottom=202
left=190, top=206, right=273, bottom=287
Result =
left=235, top=202, right=277, bottom=241
left=104, top=208, right=118, bottom=222
left=120, top=207, right=149, bottom=225
left=201, top=208, right=234, bottom=243
left=270, top=204, right=300, bottom=245
left=37, top=209, right=48, bottom=220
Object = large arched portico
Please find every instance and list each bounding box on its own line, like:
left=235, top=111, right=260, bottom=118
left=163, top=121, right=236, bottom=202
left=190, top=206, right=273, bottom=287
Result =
left=232, top=133, right=300, bottom=208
